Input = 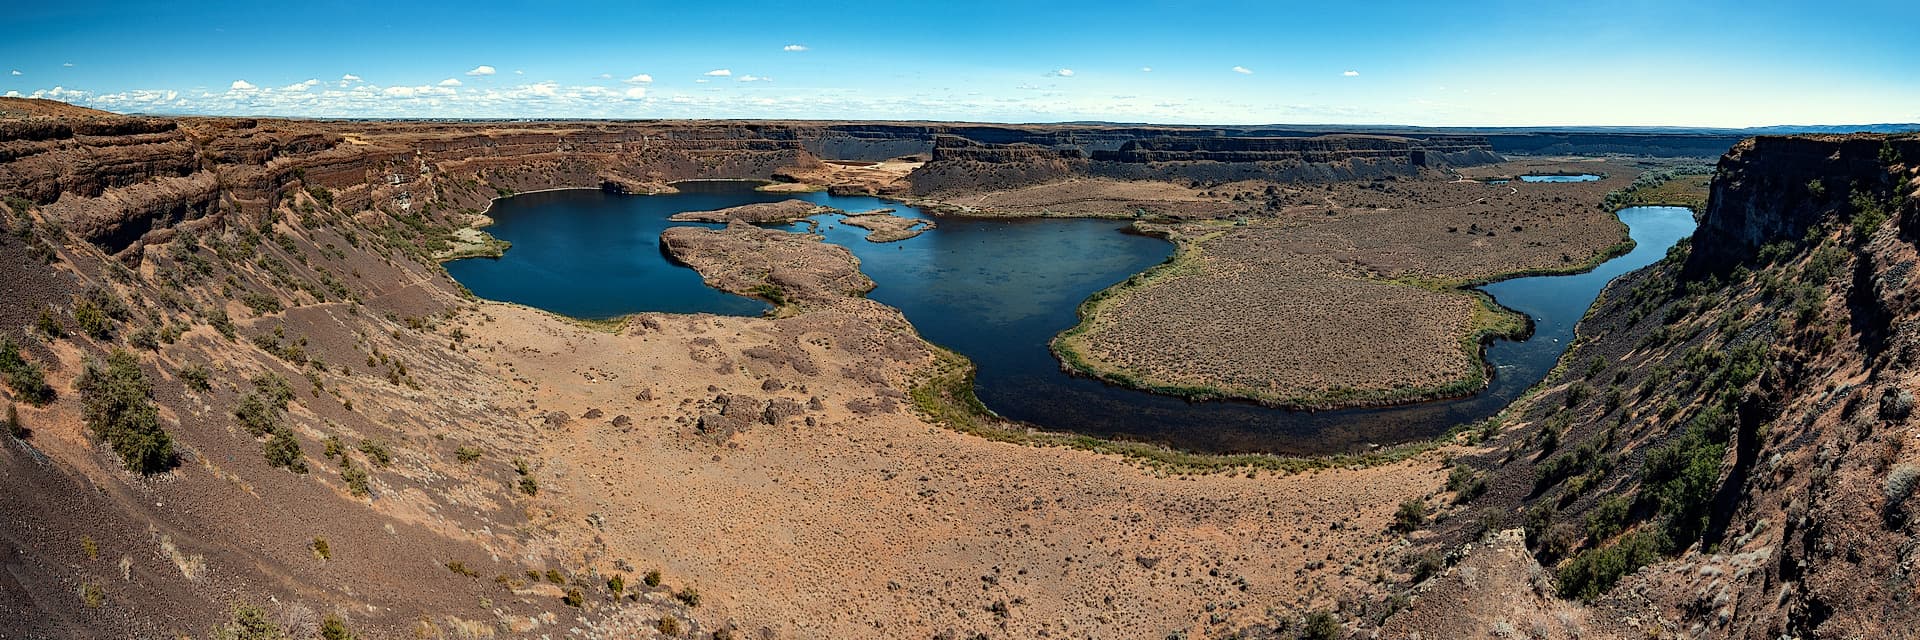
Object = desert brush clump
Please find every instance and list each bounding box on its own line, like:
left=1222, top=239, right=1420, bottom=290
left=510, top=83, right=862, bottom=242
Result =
left=263, top=427, right=308, bottom=473
left=0, top=338, right=55, bottom=405
left=76, top=349, right=174, bottom=473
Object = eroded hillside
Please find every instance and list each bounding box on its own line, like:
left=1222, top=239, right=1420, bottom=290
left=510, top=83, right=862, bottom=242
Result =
left=1384, top=134, right=1920, bottom=638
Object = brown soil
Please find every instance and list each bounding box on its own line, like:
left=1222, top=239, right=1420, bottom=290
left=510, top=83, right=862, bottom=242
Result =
left=919, top=177, right=1230, bottom=218
left=774, top=157, right=923, bottom=194
left=668, top=199, right=841, bottom=224
left=839, top=211, right=934, bottom=242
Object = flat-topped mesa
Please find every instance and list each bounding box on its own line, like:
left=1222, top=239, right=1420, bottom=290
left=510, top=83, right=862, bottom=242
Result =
left=668, top=198, right=843, bottom=223
left=1093, top=135, right=1415, bottom=163
left=928, top=135, right=1089, bottom=163
left=910, top=133, right=1503, bottom=194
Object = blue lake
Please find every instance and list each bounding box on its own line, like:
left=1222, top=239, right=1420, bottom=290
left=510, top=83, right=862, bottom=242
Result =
left=1520, top=174, right=1602, bottom=182
left=448, top=184, right=1694, bottom=455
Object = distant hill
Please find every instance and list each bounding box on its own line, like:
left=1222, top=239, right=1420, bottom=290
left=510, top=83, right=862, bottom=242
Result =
left=0, top=97, right=120, bottom=119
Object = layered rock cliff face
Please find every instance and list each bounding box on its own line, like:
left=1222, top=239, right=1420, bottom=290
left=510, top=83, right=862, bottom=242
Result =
left=0, top=113, right=835, bottom=257
left=909, top=132, right=1501, bottom=194
left=1689, top=135, right=1920, bottom=270
left=1387, top=134, right=1920, bottom=638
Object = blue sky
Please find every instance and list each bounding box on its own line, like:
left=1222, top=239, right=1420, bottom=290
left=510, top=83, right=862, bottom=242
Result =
left=4, top=0, right=1916, bottom=126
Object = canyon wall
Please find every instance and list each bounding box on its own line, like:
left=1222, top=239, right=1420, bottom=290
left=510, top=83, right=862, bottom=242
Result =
left=1387, top=133, right=1920, bottom=638
left=909, top=132, right=1502, bottom=194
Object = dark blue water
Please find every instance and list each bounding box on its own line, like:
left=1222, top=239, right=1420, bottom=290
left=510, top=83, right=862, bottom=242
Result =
left=1521, top=174, right=1602, bottom=183
left=448, top=184, right=1694, bottom=455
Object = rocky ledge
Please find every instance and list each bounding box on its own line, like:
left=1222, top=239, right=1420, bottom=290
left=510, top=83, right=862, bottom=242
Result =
left=839, top=210, right=934, bottom=242
left=659, top=221, right=874, bottom=307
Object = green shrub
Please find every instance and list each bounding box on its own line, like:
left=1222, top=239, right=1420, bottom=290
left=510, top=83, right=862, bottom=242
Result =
left=207, top=308, right=236, bottom=339
left=1391, top=498, right=1427, bottom=533
left=76, top=350, right=174, bottom=473
left=1300, top=610, right=1340, bottom=640
left=1446, top=465, right=1486, bottom=504
left=74, top=300, right=112, bottom=339
left=339, top=457, right=371, bottom=497
left=1556, top=531, right=1660, bottom=601
left=0, top=338, right=55, bottom=405
left=1642, top=426, right=1726, bottom=550
left=36, top=307, right=65, bottom=339
left=1585, top=495, right=1632, bottom=543
left=178, top=363, right=212, bottom=392
left=311, top=537, right=332, bottom=560
left=357, top=439, right=392, bottom=466
left=234, top=374, right=295, bottom=436
left=674, top=587, right=700, bottom=607
left=322, top=435, right=346, bottom=460
left=264, top=427, right=308, bottom=473
left=5, top=403, right=23, bottom=439
left=562, top=587, right=584, bottom=607
left=455, top=446, right=482, bottom=463
left=545, top=569, right=565, bottom=584
left=607, top=574, right=625, bottom=595
left=214, top=604, right=287, bottom=640
left=130, top=326, right=160, bottom=351
left=319, top=614, right=356, bottom=640
left=518, top=475, right=539, bottom=496
left=81, top=583, right=105, bottom=608
left=644, top=569, right=662, bottom=587
left=655, top=615, right=681, bottom=635
left=233, top=393, right=279, bottom=437
left=445, top=560, right=479, bottom=577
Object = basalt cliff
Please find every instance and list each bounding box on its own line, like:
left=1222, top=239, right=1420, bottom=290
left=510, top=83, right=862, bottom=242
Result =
left=1382, top=133, right=1920, bottom=638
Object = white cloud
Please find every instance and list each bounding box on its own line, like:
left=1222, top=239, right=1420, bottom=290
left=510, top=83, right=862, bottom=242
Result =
left=783, top=44, right=809, bottom=52
left=1053, top=68, right=1075, bottom=77
left=439, top=78, right=463, bottom=87
left=1140, top=67, right=1152, bottom=73
left=63, top=63, right=74, bottom=68
left=282, top=79, right=320, bottom=91
left=597, top=73, right=613, bottom=79
left=737, top=75, right=771, bottom=82
left=466, top=65, right=496, bottom=76
left=8, top=70, right=19, bottom=76
left=1343, top=70, right=1360, bottom=77
left=514, top=69, right=525, bottom=75
left=704, top=69, right=732, bottom=77
left=624, top=87, right=647, bottom=99
left=341, top=74, right=362, bottom=82
left=229, top=80, right=257, bottom=91
left=1232, top=66, right=1253, bottom=75
left=624, top=74, right=653, bottom=84
left=695, top=79, right=709, bottom=84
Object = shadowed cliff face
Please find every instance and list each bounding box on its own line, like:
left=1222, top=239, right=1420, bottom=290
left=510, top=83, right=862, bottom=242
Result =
left=1386, top=134, right=1920, bottom=639
left=1688, top=135, right=1920, bottom=272
left=907, top=133, right=1503, bottom=194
